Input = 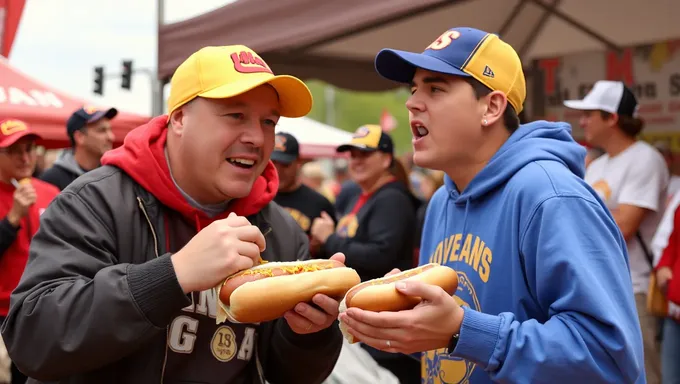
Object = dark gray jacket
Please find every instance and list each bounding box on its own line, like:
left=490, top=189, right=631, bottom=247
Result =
left=0, top=165, right=342, bottom=384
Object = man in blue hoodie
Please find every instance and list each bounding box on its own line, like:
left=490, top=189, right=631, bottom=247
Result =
left=338, top=27, right=646, bottom=383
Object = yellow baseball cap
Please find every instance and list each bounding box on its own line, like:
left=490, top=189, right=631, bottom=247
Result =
left=337, top=124, right=394, bottom=154
left=167, top=45, right=313, bottom=118
left=375, top=27, right=526, bottom=114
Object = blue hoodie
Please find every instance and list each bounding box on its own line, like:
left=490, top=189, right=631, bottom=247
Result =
left=419, top=121, right=645, bottom=384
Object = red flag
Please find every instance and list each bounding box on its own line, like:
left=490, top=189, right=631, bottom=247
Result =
left=0, top=0, right=26, bottom=58
left=380, top=108, right=397, bottom=133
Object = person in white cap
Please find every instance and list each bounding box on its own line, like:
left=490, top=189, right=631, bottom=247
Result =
left=564, top=80, right=668, bottom=384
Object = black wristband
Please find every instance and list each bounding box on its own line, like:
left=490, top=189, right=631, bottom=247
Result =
left=446, top=333, right=460, bottom=354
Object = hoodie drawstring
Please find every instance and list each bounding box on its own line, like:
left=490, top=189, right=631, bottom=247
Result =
left=462, top=200, right=471, bottom=240
left=194, top=214, right=202, bottom=233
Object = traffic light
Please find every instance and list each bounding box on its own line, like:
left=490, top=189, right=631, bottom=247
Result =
left=93, top=66, right=104, bottom=96
left=121, top=60, right=133, bottom=90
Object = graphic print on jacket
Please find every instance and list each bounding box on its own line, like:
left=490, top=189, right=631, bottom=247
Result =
left=418, top=121, right=642, bottom=384
left=163, top=217, right=256, bottom=383
left=101, top=116, right=280, bottom=383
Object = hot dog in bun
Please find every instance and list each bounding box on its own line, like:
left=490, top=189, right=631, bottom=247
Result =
left=217, top=259, right=361, bottom=324
left=338, top=263, right=458, bottom=343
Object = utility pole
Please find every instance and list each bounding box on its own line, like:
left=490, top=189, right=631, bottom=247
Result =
left=153, top=0, right=165, bottom=116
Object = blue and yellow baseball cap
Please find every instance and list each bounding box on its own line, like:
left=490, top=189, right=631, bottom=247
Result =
left=337, top=124, right=394, bottom=154
left=374, top=27, right=526, bottom=114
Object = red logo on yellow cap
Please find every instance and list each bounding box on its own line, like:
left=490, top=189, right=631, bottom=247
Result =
left=0, top=120, right=28, bottom=136
left=231, top=51, right=273, bottom=75
left=352, top=126, right=371, bottom=138
left=274, top=135, right=287, bottom=152
left=426, top=30, right=461, bottom=51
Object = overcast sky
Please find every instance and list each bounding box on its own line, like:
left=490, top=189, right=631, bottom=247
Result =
left=8, top=0, right=236, bottom=117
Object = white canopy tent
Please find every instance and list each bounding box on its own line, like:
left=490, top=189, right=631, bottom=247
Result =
left=275, top=117, right=352, bottom=159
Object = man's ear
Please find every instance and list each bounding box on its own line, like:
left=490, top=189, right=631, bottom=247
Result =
left=383, top=153, right=393, bottom=170
left=168, top=106, right=187, bottom=136
left=73, top=130, right=85, bottom=146
left=482, top=91, right=508, bottom=127
left=605, top=113, right=620, bottom=129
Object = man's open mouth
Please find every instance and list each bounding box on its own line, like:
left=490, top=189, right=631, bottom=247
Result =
left=227, top=158, right=256, bottom=169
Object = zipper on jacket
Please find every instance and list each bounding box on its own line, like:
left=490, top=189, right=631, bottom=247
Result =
left=137, top=197, right=160, bottom=259
left=136, top=196, right=168, bottom=383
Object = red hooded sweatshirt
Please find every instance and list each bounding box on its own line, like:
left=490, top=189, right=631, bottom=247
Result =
left=656, top=204, right=680, bottom=306
left=100, top=115, right=279, bottom=231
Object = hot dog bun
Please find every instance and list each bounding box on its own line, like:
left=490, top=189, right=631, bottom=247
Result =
left=338, top=263, right=458, bottom=343
left=217, top=259, right=361, bottom=324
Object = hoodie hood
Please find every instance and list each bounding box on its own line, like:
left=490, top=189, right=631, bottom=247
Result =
left=53, top=149, right=86, bottom=177
left=446, top=120, right=585, bottom=204
left=100, top=115, right=278, bottom=228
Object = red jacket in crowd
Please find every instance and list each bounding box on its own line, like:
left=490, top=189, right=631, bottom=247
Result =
left=657, top=205, right=680, bottom=306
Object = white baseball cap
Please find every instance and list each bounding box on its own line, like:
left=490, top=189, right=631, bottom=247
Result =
left=563, top=80, right=639, bottom=117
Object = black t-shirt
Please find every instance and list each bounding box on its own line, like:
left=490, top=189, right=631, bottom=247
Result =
left=274, top=184, right=337, bottom=235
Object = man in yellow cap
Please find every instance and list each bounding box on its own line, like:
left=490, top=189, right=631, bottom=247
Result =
left=1, top=45, right=344, bottom=383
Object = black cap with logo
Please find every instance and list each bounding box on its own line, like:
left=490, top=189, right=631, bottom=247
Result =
left=271, top=132, right=300, bottom=164
left=66, top=106, right=118, bottom=138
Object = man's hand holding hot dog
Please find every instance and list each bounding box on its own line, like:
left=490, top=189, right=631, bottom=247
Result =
left=171, top=212, right=265, bottom=294
left=338, top=268, right=465, bottom=354
left=284, top=253, right=346, bottom=335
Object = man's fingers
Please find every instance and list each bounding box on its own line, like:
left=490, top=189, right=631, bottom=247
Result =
left=329, top=252, right=346, bottom=265
left=224, top=213, right=251, bottom=228
left=395, top=280, right=446, bottom=303
left=340, top=312, right=404, bottom=342
left=312, top=294, right=340, bottom=316
left=293, top=302, right=329, bottom=326
left=343, top=325, right=400, bottom=353
left=230, top=254, right=257, bottom=272
left=385, top=268, right=401, bottom=277
left=344, top=307, right=409, bottom=328
left=235, top=241, right=262, bottom=261
left=233, top=225, right=266, bottom=252
left=284, top=310, right=315, bottom=331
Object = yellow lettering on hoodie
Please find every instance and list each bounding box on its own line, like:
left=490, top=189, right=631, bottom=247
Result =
left=450, top=234, right=462, bottom=262
left=470, top=237, right=486, bottom=270
left=432, top=241, right=444, bottom=264
left=480, top=247, right=493, bottom=283
left=460, top=234, right=472, bottom=264
left=428, top=233, right=493, bottom=284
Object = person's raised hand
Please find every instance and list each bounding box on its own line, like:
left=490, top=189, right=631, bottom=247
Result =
left=310, top=211, right=335, bottom=244
left=8, top=181, right=36, bottom=227
left=171, top=212, right=265, bottom=293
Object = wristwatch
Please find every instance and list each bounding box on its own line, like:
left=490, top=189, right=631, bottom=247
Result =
left=446, top=333, right=460, bottom=354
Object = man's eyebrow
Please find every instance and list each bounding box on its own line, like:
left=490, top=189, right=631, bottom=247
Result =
left=216, top=102, right=281, bottom=117
left=409, top=76, right=450, bottom=88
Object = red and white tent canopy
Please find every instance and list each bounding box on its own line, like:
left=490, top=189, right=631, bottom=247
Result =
left=275, top=117, right=352, bottom=159
left=0, top=57, right=150, bottom=149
